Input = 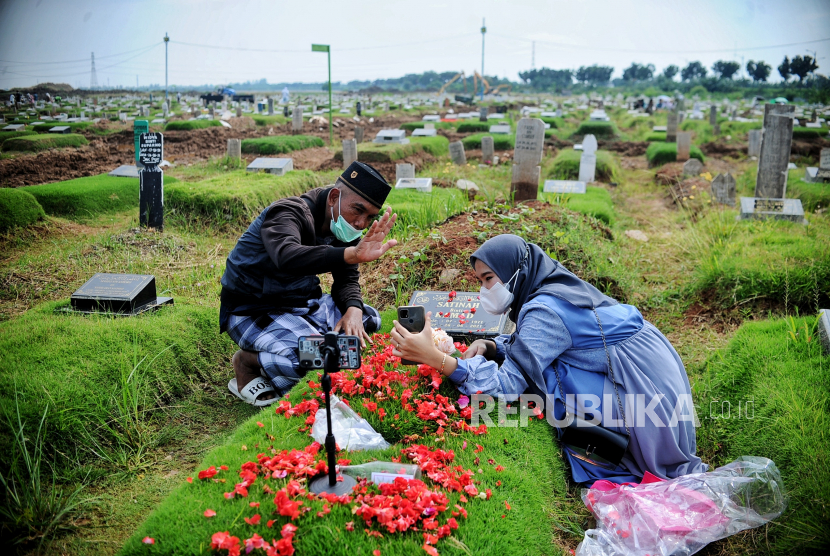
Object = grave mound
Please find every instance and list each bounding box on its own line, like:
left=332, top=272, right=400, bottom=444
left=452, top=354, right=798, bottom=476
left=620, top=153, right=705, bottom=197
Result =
left=456, top=121, right=492, bottom=133
left=573, top=121, right=618, bottom=139
left=163, top=119, right=223, bottom=131
left=0, top=188, right=45, bottom=231
left=547, top=149, right=620, bottom=184
left=646, top=141, right=705, bottom=167
left=1, top=133, right=88, bottom=152
left=461, top=133, right=514, bottom=150
left=241, top=135, right=324, bottom=155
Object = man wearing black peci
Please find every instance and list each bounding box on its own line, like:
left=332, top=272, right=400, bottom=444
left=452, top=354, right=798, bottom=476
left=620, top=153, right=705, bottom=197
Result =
left=220, top=161, right=397, bottom=406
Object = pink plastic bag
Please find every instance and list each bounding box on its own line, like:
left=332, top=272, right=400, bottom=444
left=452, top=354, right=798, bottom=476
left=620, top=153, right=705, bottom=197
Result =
left=576, top=456, right=786, bottom=556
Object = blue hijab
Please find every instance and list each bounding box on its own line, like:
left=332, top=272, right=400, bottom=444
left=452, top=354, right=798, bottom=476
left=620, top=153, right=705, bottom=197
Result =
left=470, top=234, right=618, bottom=397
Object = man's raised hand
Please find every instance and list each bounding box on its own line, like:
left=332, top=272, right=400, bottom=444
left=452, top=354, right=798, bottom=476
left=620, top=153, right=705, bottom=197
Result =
left=344, top=207, right=398, bottom=264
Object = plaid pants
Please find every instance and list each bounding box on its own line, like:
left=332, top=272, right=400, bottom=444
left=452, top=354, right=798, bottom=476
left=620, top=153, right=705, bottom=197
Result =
left=226, top=295, right=381, bottom=397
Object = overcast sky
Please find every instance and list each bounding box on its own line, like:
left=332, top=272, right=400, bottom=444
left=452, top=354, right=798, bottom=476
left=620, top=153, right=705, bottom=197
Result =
left=1, top=0, right=828, bottom=90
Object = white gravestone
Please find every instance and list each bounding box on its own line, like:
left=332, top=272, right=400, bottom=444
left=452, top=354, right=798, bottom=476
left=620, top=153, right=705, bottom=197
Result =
left=748, top=129, right=762, bottom=157
left=246, top=158, right=293, bottom=176
left=676, top=132, right=692, bottom=162
left=582, top=134, right=598, bottom=155
left=666, top=112, right=678, bottom=142
left=292, top=107, right=303, bottom=132
left=396, top=163, right=415, bottom=181
left=578, top=153, right=597, bottom=183
left=449, top=141, right=466, bottom=165
left=489, top=124, right=511, bottom=134
left=511, top=118, right=545, bottom=201
left=544, top=180, right=587, bottom=194
left=227, top=138, right=242, bottom=160
left=373, top=129, right=409, bottom=144
left=395, top=178, right=432, bottom=193
left=342, top=139, right=357, bottom=169
left=481, top=136, right=495, bottom=164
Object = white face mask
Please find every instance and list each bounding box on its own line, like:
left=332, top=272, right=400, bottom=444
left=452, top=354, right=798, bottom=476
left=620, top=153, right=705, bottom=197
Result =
left=480, top=268, right=520, bottom=315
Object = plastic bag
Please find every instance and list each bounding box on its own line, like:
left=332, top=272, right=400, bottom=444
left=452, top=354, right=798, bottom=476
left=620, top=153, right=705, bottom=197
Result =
left=311, top=395, right=390, bottom=451
left=576, top=456, right=786, bottom=556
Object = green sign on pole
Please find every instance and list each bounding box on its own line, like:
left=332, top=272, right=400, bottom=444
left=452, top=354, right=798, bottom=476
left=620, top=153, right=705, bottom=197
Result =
left=311, top=44, right=333, bottom=145
left=134, top=120, right=149, bottom=166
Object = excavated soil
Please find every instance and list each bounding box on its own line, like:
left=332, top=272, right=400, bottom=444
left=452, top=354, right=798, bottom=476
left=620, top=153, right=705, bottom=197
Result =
left=599, top=140, right=648, bottom=157
left=0, top=114, right=424, bottom=187
left=701, top=141, right=744, bottom=159
left=654, top=163, right=684, bottom=185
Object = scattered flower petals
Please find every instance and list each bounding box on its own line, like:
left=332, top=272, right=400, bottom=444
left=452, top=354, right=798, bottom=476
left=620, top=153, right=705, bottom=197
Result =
left=204, top=509, right=216, bottom=518
left=142, top=536, right=154, bottom=545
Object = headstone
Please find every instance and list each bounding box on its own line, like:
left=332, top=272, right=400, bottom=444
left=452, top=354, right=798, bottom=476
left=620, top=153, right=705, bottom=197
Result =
left=676, top=132, right=692, bottom=162
left=342, top=139, right=357, bottom=169
left=748, top=129, right=763, bottom=157
left=373, top=129, right=409, bottom=144
left=69, top=273, right=172, bottom=315
left=412, top=128, right=437, bottom=137
left=755, top=104, right=795, bottom=199
left=709, top=105, right=717, bottom=126
left=423, top=115, right=440, bottom=122
left=227, top=138, right=241, bottom=160
left=578, top=153, right=597, bottom=183
left=395, top=178, right=432, bottom=193
left=652, top=126, right=667, bottom=132
left=356, top=101, right=362, bottom=116
left=408, top=291, right=510, bottom=339
left=714, top=124, right=721, bottom=136
left=267, top=98, right=274, bottom=116
left=236, top=106, right=242, bottom=118
left=511, top=118, right=545, bottom=201
left=543, top=180, right=587, bottom=194
left=818, top=309, right=830, bottom=356
left=354, top=126, right=364, bottom=143
left=816, top=148, right=830, bottom=180
left=711, top=173, right=736, bottom=206
left=48, top=126, right=71, bottom=134
left=682, top=158, right=703, bottom=177
left=456, top=179, right=479, bottom=193
left=479, top=107, right=488, bottom=122
left=489, top=124, right=511, bottom=134
left=804, top=167, right=819, bottom=183
left=582, top=134, right=597, bottom=155
left=2, top=124, right=25, bottom=131
left=246, top=157, right=293, bottom=176
left=424, top=123, right=435, bottom=130
left=666, top=112, right=678, bottom=142
left=481, top=136, right=495, bottom=164
left=209, top=106, right=215, bottom=119
left=739, top=197, right=806, bottom=224
left=292, top=107, right=303, bottom=132
left=396, top=163, right=415, bottom=181
left=162, top=102, right=169, bottom=119
left=449, top=141, right=466, bottom=165
left=134, top=120, right=149, bottom=168
left=108, top=164, right=140, bottom=178
left=138, top=132, right=164, bottom=229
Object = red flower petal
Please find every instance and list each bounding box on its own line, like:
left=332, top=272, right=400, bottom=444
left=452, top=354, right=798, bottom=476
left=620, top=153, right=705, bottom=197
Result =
left=204, top=509, right=216, bottom=518
left=257, top=421, right=264, bottom=427
left=142, top=536, right=154, bottom=545
left=244, top=514, right=261, bottom=526
left=186, top=477, right=193, bottom=483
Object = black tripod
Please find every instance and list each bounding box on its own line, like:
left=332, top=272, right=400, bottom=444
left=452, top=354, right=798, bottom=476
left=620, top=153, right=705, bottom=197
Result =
left=309, top=332, right=357, bottom=495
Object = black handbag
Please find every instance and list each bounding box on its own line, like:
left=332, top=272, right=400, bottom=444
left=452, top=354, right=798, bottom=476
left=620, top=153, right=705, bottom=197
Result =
left=551, top=308, right=630, bottom=466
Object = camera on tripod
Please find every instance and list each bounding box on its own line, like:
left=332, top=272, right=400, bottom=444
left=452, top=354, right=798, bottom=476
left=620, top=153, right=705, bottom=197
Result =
left=298, top=334, right=361, bottom=370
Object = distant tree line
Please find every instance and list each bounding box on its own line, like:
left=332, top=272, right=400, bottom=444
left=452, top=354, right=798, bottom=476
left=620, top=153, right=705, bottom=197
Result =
left=518, top=54, right=827, bottom=102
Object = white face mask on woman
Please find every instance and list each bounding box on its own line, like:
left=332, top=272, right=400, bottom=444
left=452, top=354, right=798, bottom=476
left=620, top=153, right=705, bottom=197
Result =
left=479, top=268, right=520, bottom=315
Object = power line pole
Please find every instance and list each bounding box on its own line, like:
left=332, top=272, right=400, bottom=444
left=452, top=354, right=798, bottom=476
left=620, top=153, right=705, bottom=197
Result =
left=164, top=33, right=169, bottom=103
left=480, top=18, right=486, bottom=100
left=90, top=52, right=98, bottom=89
left=312, top=44, right=333, bottom=145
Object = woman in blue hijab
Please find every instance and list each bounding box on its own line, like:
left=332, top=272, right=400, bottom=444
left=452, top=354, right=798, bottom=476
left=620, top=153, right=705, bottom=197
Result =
left=391, top=234, right=707, bottom=485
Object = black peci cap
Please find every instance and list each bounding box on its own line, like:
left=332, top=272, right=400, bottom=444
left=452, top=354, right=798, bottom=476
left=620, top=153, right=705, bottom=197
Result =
left=338, top=161, right=391, bottom=209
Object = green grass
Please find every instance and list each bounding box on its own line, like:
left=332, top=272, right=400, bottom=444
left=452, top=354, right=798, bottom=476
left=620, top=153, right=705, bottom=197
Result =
left=335, top=142, right=424, bottom=163
left=30, top=122, right=92, bottom=133
left=645, top=132, right=667, bottom=142
left=0, top=188, right=45, bottom=231
left=119, top=353, right=581, bottom=556
left=695, top=315, right=829, bottom=554
left=385, top=187, right=469, bottom=239
left=541, top=185, right=616, bottom=226
left=690, top=210, right=830, bottom=311
left=645, top=142, right=705, bottom=166
left=240, top=135, right=324, bottom=155
left=20, top=174, right=178, bottom=220
left=250, top=115, right=289, bottom=126
left=791, top=127, right=828, bottom=140
left=540, top=117, right=563, bottom=129
left=456, top=121, right=492, bottom=133
left=0, top=130, right=37, bottom=143
left=787, top=171, right=830, bottom=211
left=461, top=133, right=514, bottom=150
left=165, top=169, right=333, bottom=229
left=0, top=300, right=238, bottom=478
left=1, top=133, right=88, bottom=152
left=399, top=122, right=453, bottom=131
left=572, top=121, right=618, bottom=139
left=410, top=135, right=449, bottom=157
left=163, top=120, right=223, bottom=131
left=546, top=149, right=621, bottom=184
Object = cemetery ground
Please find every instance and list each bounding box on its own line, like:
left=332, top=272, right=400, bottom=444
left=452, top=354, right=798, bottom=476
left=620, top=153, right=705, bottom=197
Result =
left=0, top=102, right=829, bottom=556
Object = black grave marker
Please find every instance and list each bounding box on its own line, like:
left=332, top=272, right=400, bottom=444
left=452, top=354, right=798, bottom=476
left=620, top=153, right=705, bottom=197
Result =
left=356, top=101, right=362, bottom=116
left=139, top=132, right=164, bottom=229
left=69, top=273, right=173, bottom=315
left=407, top=291, right=511, bottom=341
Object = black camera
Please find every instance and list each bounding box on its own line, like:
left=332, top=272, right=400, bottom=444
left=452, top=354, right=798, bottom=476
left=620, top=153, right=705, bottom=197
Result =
left=298, top=334, right=361, bottom=370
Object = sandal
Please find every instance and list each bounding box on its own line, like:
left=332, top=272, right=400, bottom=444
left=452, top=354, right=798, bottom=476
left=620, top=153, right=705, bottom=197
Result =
left=228, top=376, right=279, bottom=407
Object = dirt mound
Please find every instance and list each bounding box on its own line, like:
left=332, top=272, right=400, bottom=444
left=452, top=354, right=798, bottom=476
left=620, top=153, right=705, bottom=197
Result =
left=791, top=138, right=829, bottom=159
left=620, top=156, right=648, bottom=170
left=701, top=141, right=744, bottom=158
left=654, top=162, right=684, bottom=185
left=599, top=140, right=648, bottom=156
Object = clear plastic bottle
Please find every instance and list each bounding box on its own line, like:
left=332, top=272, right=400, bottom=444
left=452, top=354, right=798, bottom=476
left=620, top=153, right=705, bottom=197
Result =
left=339, top=461, right=422, bottom=484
